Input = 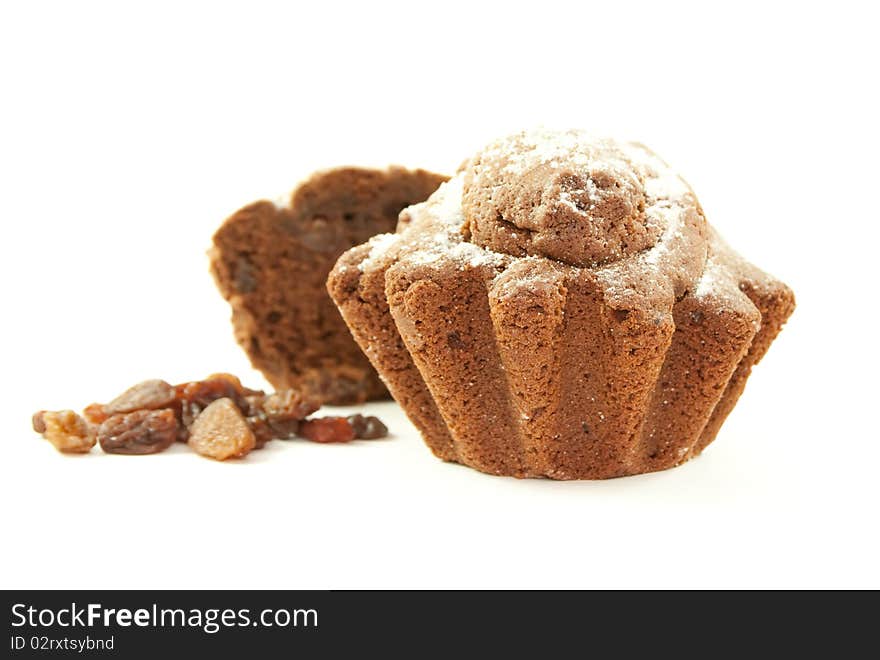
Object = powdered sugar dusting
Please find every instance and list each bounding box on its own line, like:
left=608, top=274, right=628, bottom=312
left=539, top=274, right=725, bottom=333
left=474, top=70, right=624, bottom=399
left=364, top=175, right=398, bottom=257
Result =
left=494, top=129, right=625, bottom=177
left=272, top=190, right=292, bottom=210
left=620, top=142, right=691, bottom=201
left=558, top=178, right=600, bottom=212
left=642, top=206, right=683, bottom=266
left=429, top=176, right=466, bottom=226
left=356, top=130, right=708, bottom=306
left=398, top=175, right=508, bottom=271
left=694, top=233, right=740, bottom=301
left=478, top=129, right=692, bottom=207
left=358, top=232, right=400, bottom=272
left=695, top=258, right=725, bottom=298
left=362, top=176, right=470, bottom=265
left=406, top=224, right=507, bottom=270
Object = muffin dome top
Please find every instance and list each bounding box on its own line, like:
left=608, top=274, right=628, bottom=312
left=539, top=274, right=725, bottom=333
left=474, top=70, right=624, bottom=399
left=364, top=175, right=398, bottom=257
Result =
left=461, top=129, right=697, bottom=268
left=359, top=129, right=712, bottom=314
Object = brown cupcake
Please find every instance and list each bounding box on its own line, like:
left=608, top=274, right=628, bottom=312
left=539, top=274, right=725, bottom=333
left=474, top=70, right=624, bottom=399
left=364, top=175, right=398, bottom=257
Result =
left=211, top=166, right=447, bottom=404
left=327, top=129, right=794, bottom=478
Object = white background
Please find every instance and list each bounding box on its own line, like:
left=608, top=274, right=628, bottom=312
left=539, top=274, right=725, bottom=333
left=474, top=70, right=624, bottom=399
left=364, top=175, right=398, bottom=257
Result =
left=1, top=1, right=877, bottom=589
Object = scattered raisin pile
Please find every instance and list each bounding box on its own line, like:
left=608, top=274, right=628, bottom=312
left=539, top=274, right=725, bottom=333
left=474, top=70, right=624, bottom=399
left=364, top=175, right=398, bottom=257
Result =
left=31, top=373, right=388, bottom=461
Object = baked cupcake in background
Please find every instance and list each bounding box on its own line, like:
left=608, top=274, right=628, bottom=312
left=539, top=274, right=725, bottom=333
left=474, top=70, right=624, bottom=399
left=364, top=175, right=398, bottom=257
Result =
left=211, top=166, right=447, bottom=405
left=327, top=129, right=794, bottom=479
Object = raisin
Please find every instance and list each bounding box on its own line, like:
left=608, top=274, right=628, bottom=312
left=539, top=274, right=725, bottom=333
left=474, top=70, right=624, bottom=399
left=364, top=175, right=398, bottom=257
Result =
left=175, top=374, right=253, bottom=415
left=27, top=375, right=382, bottom=459
left=241, top=394, right=266, bottom=418
left=174, top=375, right=252, bottom=441
left=205, top=373, right=265, bottom=398
left=242, top=389, right=314, bottom=443
left=298, top=417, right=356, bottom=443
left=257, top=389, right=318, bottom=439
left=32, top=411, right=47, bottom=434
left=83, top=403, right=110, bottom=425
left=206, top=372, right=244, bottom=390
left=345, top=414, right=367, bottom=437
left=295, top=369, right=366, bottom=404
left=32, top=410, right=95, bottom=453
left=262, top=390, right=320, bottom=422
left=175, top=412, right=193, bottom=442
left=175, top=379, right=236, bottom=408
left=188, top=398, right=256, bottom=460
left=98, top=409, right=178, bottom=455
left=246, top=415, right=275, bottom=448
left=178, top=401, right=200, bottom=438
left=346, top=414, right=388, bottom=439
left=268, top=418, right=301, bottom=440
left=105, top=379, right=176, bottom=415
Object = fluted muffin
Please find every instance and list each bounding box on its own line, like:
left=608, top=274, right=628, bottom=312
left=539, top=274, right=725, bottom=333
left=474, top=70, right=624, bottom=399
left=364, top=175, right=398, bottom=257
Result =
left=327, top=130, right=795, bottom=478
left=211, top=166, right=447, bottom=405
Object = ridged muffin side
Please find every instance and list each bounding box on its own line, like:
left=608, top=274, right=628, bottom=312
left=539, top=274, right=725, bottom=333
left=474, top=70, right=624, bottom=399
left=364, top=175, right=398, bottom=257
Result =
left=329, top=233, right=792, bottom=478
left=327, top=132, right=794, bottom=479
